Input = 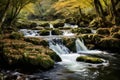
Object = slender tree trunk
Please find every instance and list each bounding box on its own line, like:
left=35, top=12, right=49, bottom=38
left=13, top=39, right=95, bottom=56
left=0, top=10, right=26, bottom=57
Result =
left=0, top=0, right=10, bottom=28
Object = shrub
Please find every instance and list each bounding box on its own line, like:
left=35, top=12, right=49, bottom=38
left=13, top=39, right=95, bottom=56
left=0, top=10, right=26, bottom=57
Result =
left=10, top=32, right=24, bottom=39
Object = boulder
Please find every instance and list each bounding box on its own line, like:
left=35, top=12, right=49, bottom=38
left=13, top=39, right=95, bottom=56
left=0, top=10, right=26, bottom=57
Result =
left=76, top=56, right=104, bottom=64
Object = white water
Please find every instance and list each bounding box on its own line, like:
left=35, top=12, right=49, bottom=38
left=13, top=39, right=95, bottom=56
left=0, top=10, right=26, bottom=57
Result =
left=20, top=29, right=40, bottom=37
left=62, top=30, right=75, bottom=36
left=20, top=29, right=109, bottom=72
left=64, top=23, right=78, bottom=28
left=76, top=38, right=88, bottom=52
left=49, top=23, right=54, bottom=28
left=48, top=38, right=108, bottom=72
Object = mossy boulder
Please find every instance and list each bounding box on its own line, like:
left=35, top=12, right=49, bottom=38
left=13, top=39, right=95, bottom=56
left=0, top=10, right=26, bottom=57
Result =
left=53, top=22, right=64, bottom=28
left=45, top=50, right=62, bottom=62
left=112, top=32, right=120, bottom=39
left=80, top=34, right=103, bottom=44
left=8, top=53, right=54, bottom=70
left=39, top=30, right=49, bottom=36
left=76, top=56, right=104, bottom=64
left=39, top=23, right=49, bottom=27
left=51, top=29, right=62, bottom=35
left=63, top=38, right=76, bottom=52
left=10, top=32, right=24, bottom=40
left=24, top=37, right=48, bottom=47
left=110, top=27, right=120, bottom=34
left=71, top=28, right=91, bottom=34
left=96, top=28, right=110, bottom=36
left=98, top=38, right=120, bottom=52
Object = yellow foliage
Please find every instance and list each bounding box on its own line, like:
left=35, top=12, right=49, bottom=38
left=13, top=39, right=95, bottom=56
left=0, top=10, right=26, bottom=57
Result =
left=21, top=3, right=35, bottom=14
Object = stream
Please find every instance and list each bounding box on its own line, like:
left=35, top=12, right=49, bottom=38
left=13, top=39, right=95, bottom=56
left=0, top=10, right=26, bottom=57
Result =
left=0, top=27, right=120, bottom=80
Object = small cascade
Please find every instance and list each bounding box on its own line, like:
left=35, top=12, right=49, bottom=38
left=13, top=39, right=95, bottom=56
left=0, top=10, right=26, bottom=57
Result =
left=49, top=23, right=54, bottom=28
left=49, top=31, right=52, bottom=36
left=20, top=29, right=40, bottom=37
left=64, top=23, right=78, bottom=28
left=49, top=38, right=70, bottom=56
left=62, top=30, right=75, bottom=36
left=75, top=38, right=88, bottom=53
left=91, top=29, right=96, bottom=34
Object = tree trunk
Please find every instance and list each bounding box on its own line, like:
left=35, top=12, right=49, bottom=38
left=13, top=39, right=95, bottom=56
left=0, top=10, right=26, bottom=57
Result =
left=0, top=0, right=10, bottom=28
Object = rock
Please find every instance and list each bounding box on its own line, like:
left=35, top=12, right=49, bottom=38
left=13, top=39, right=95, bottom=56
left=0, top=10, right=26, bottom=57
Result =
left=98, top=38, right=120, bottom=53
left=10, top=32, right=24, bottom=40
left=76, top=56, right=104, bottom=64
left=112, top=32, right=120, bottom=39
left=71, top=28, right=92, bottom=34
left=96, top=28, right=110, bottom=36
left=51, top=29, right=62, bottom=35
left=45, top=51, right=62, bottom=62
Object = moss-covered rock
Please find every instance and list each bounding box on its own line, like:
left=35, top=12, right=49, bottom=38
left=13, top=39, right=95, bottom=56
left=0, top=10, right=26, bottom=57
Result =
left=51, top=29, right=62, bottom=35
left=96, top=28, right=110, bottom=36
left=71, top=28, right=92, bottom=34
left=110, top=27, right=120, bottom=34
left=39, top=30, right=50, bottom=36
left=63, top=38, right=76, bottom=52
left=79, top=34, right=103, bottom=44
left=53, top=22, right=64, bottom=28
left=76, top=56, right=104, bottom=64
left=24, top=37, right=48, bottom=47
left=98, top=38, right=120, bottom=52
left=112, top=32, right=120, bottom=39
left=6, top=53, right=54, bottom=70
left=10, top=32, right=24, bottom=40
left=45, top=50, right=62, bottom=62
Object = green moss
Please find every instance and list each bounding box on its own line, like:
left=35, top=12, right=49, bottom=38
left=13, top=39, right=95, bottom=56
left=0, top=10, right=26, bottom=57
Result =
left=45, top=50, right=62, bottom=62
left=112, top=32, right=120, bottom=39
left=110, top=27, right=120, bottom=34
left=63, top=38, right=76, bottom=52
left=51, top=29, right=62, bottom=35
left=10, top=32, right=24, bottom=40
left=40, top=30, right=49, bottom=36
left=99, top=38, right=120, bottom=52
left=76, top=56, right=103, bottom=64
left=24, top=37, right=48, bottom=47
left=71, top=28, right=91, bottom=34
left=96, top=28, right=110, bottom=36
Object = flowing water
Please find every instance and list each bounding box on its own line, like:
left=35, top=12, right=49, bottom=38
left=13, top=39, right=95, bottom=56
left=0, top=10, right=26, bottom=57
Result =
left=1, top=29, right=120, bottom=80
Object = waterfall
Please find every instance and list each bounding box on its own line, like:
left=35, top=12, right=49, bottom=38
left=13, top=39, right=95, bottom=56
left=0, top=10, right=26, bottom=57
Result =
left=75, top=38, right=88, bottom=53
left=49, top=23, right=54, bottom=28
left=49, top=38, right=70, bottom=56
left=20, top=29, right=40, bottom=37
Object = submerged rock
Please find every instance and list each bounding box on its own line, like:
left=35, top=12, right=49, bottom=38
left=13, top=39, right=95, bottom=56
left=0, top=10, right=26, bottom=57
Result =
left=76, top=56, right=104, bottom=64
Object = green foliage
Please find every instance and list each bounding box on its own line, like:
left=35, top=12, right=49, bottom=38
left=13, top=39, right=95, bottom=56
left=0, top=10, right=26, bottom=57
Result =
left=10, top=32, right=24, bottom=39
left=76, top=56, right=104, bottom=64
